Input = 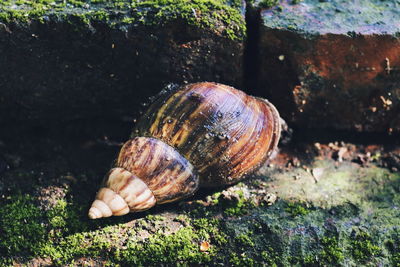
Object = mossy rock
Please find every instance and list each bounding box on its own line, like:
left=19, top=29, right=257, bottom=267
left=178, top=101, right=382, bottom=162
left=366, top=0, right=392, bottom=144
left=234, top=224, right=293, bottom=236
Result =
left=0, top=0, right=245, bottom=130
left=1, top=126, right=399, bottom=265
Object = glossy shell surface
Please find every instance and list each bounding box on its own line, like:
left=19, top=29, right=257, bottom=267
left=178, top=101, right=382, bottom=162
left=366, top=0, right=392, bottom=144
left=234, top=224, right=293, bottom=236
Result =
left=133, top=82, right=281, bottom=187
left=117, top=137, right=199, bottom=203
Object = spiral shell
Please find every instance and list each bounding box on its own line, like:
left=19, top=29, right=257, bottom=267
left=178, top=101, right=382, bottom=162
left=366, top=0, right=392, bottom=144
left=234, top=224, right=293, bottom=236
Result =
left=88, top=82, right=281, bottom=219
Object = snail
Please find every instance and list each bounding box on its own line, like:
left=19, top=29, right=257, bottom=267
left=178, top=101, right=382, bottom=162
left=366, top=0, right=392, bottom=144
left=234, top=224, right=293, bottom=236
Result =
left=88, top=82, right=281, bottom=219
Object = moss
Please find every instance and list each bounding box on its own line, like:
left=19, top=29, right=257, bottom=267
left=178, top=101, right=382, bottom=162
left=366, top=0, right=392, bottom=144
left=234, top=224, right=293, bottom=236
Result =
left=0, top=199, right=228, bottom=266
left=351, top=231, right=382, bottom=263
left=117, top=218, right=227, bottom=265
left=197, top=186, right=256, bottom=216
left=145, top=214, right=165, bottom=222
left=132, top=0, right=245, bottom=40
left=0, top=0, right=245, bottom=40
left=393, top=253, right=400, bottom=267
left=284, top=201, right=311, bottom=216
left=229, top=252, right=256, bottom=266
left=0, top=192, right=90, bottom=263
left=260, top=247, right=279, bottom=266
left=0, top=194, right=46, bottom=255
left=258, top=0, right=279, bottom=9
left=235, top=232, right=255, bottom=247
left=3, top=156, right=400, bottom=265
left=319, top=236, right=344, bottom=264
left=224, top=201, right=252, bottom=216
left=45, top=199, right=89, bottom=235
left=387, top=237, right=400, bottom=267
left=222, top=188, right=256, bottom=216
left=122, top=227, right=210, bottom=264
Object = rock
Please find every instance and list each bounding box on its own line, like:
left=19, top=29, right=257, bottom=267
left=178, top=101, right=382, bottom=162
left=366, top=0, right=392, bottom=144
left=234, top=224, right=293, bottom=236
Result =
left=256, top=0, right=400, bottom=133
left=0, top=0, right=245, bottom=129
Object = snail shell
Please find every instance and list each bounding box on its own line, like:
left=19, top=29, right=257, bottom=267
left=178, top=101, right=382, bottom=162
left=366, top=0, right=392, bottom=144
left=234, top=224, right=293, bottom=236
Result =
left=88, top=82, right=281, bottom=219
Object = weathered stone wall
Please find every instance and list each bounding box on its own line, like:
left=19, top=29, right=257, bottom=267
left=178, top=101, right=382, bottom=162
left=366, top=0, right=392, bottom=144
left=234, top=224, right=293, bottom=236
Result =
left=256, top=0, right=400, bottom=133
left=0, top=0, right=245, bottom=128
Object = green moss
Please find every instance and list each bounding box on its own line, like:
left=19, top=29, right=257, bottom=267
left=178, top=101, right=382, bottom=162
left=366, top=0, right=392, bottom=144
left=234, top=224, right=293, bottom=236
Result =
left=132, top=0, right=245, bottom=40
left=387, top=237, right=400, bottom=267
left=0, top=194, right=46, bottom=255
left=224, top=201, right=251, bottom=216
left=235, top=232, right=255, bottom=247
left=260, top=247, right=279, bottom=266
left=46, top=199, right=89, bottom=234
left=199, top=186, right=257, bottom=216
left=222, top=189, right=255, bottom=216
left=116, top=218, right=227, bottom=265
left=145, top=214, right=165, bottom=222
left=0, top=201, right=228, bottom=266
left=393, top=253, right=400, bottom=267
left=229, top=252, right=256, bottom=266
left=122, top=227, right=210, bottom=264
left=351, top=231, right=382, bottom=263
left=0, top=0, right=245, bottom=40
left=0, top=192, right=90, bottom=263
left=3, top=158, right=399, bottom=265
left=258, top=0, right=279, bottom=9
left=319, top=236, right=344, bottom=264
left=284, top=202, right=311, bottom=216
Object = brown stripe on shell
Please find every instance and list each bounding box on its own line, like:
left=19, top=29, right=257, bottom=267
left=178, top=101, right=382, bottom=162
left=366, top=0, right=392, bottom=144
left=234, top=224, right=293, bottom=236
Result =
left=117, top=137, right=199, bottom=203
left=228, top=100, right=273, bottom=179
left=133, top=82, right=281, bottom=187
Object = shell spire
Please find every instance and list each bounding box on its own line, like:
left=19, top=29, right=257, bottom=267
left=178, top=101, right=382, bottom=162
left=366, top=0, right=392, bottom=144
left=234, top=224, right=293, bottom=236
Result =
left=88, top=168, right=156, bottom=219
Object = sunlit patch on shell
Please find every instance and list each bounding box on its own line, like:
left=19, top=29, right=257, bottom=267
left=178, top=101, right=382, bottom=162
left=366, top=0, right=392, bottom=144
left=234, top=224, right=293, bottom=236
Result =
left=108, top=168, right=157, bottom=211
left=88, top=168, right=157, bottom=219
left=88, top=187, right=130, bottom=219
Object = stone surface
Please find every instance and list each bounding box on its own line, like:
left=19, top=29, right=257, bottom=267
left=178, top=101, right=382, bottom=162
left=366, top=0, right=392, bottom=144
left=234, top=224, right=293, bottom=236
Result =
left=257, top=0, right=400, bottom=133
left=0, top=0, right=245, bottom=129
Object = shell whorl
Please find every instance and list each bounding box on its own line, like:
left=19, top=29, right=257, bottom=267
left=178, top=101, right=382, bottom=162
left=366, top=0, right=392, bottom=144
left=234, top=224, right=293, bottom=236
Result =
left=134, top=82, right=281, bottom=187
left=117, top=137, right=199, bottom=204
left=88, top=168, right=156, bottom=219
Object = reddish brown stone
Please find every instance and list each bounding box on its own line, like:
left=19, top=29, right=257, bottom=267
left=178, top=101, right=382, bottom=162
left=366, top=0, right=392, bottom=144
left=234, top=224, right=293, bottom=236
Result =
left=257, top=0, right=400, bottom=133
